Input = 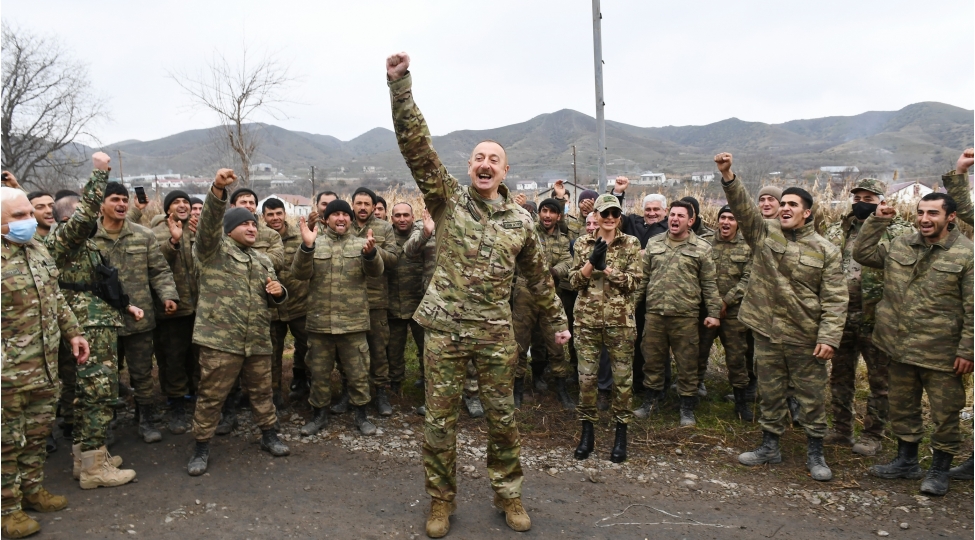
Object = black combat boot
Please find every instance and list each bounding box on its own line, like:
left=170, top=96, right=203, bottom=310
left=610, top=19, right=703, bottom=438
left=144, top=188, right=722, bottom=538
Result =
left=260, top=428, right=290, bottom=457
left=288, top=369, right=309, bottom=402
left=300, top=407, right=329, bottom=436
left=633, top=389, right=660, bottom=419
left=870, top=439, right=923, bottom=479
left=168, top=397, right=189, bottom=434
left=390, top=381, right=402, bottom=395
left=330, top=383, right=351, bottom=414
left=272, top=389, right=286, bottom=416
left=787, top=396, right=800, bottom=426
left=738, top=431, right=782, bottom=465
left=513, top=378, right=525, bottom=409
left=609, top=422, right=628, bottom=463
left=464, top=395, right=485, bottom=418
left=679, top=396, right=697, bottom=427
left=806, top=436, right=832, bottom=481
left=137, top=403, right=163, bottom=443
left=574, top=421, right=595, bottom=460
left=375, top=387, right=393, bottom=417
left=553, top=377, right=575, bottom=411
left=354, top=405, right=377, bottom=436
left=187, top=441, right=210, bottom=476
left=920, top=450, right=953, bottom=496
left=744, top=376, right=757, bottom=402
left=949, top=454, right=974, bottom=480
left=733, top=387, right=754, bottom=422
left=60, top=422, right=74, bottom=441
left=532, top=364, right=547, bottom=391
left=215, top=398, right=237, bottom=436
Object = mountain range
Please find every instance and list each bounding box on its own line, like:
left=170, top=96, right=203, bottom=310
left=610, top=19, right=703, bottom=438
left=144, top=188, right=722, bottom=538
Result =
left=99, top=101, right=973, bottom=184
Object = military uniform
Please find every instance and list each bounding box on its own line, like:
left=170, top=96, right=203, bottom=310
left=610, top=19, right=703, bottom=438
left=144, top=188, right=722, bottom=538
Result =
left=2, top=233, right=82, bottom=516
left=387, top=222, right=426, bottom=388
left=390, top=72, right=566, bottom=503
left=568, top=232, right=642, bottom=423
left=270, top=222, right=309, bottom=395
left=853, top=216, right=973, bottom=457
left=640, top=232, right=721, bottom=397
left=93, top=217, right=178, bottom=411
left=190, top=189, right=287, bottom=441
left=942, top=170, right=974, bottom=227
left=824, top=194, right=914, bottom=445
left=722, top=176, right=847, bottom=439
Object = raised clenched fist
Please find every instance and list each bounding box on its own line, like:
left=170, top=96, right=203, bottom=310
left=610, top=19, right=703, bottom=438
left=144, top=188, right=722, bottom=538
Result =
left=214, top=168, right=237, bottom=189
left=92, top=152, right=111, bottom=172
left=714, top=153, right=734, bottom=181
left=514, top=193, right=527, bottom=207
left=386, top=52, right=410, bottom=81
left=613, top=176, right=629, bottom=193
left=876, top=204, right=897, bottom=218
left=957, top=148, right=974, bottom=175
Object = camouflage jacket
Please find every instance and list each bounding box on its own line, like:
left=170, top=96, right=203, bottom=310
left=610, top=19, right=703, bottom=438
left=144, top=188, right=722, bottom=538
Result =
left=563, top=213, right=585, bottom=242
left=150, top=214, right=198, bottom=319
left=722, top=176, right=848, bottom=348
left=942, top=171, right=974, bottom=227
left=853, top=217, right=974, bottom=370
left=640, top=232, right=722, bottom=319
left=389, top=72, right=567, bottom=342
left=708, top=231, right=752, bottom=319
left=536, top=222, right=573, bottom=290
left=44, top=170, right=124, bottom=329
left=824, top=213, right=914, bottom=327
left=387, top=222, right=426, bottom=319
left=192, top=188, right=287, bottom=356
left=93, top=216, right=179, bottom=336
left=567, top=232, right=643, bottom=328
left=2, top=238, right=82, bottom=391
left=253, top=221, right=286, bottom=273
left=351, top=215, right=400, bottom=311
left=404, top=225, right=437, bottom=291
left=274, top=222, right=309, bottom=321
left=293, top=227, right=383, bottom=334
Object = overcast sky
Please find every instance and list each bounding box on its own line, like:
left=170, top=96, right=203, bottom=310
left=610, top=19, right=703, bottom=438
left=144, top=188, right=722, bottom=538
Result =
left=4, top=0, right=973, bottom=145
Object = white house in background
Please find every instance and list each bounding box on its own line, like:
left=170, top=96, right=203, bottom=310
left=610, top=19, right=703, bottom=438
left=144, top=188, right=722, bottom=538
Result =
left=516, top=181, right=538, bottom=191
left=636, top=171, right=672, bottom=186
left=258, top=194, right=312, bottom=218
left=690, top=171, right=715, bottom=183
left=886, top=181, right=935, bottom=204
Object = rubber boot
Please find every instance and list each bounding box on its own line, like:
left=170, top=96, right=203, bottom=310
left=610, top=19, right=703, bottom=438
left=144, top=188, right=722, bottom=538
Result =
left=949, top=454, right=974, bottom=480
left=464, top=395, right=485, bottom=418
left=260, top=428, right=291, bottom=457
left=0, top=511, right=40, bottom=538
left=806, top=436, right=833, bottom=481
left=215, top=398, right=237, bottom=436
left=870, top=439, right=924, bottom=479
left=679, top=395, right=697, bottom=427
left=574, top=420, right=595, bottom=460
left=733, top=387, right=754, bottom=422
left=513, top=377, right=525, bottom=409
left=354, top=405, right=377, bottom=436
left=187, top=441, right=210, bottom=476
left=168, top=397, right=189, bottom=434
left=609, top=422, right=628, bottom=463
left=300, top=407, right=329, bottom=436
left=494, top=494, right=532, bottom=532
left=920, top=450, right=953, bottom=496
left=374, top=387, right=393, bottom=416
left=426, top=499, right=455, bottom=538
left=22, top=487, right=68, bottom=512
left=787, top=395, right=801, bottom=426
left=633, top=389, right=660, bottom=419
left=72, top=444, right=122, bottom=480
left=553, top=377, right=576, bottom=410
left=79, top=446, right=137, bottom=489
left=738, top=431, right=782, bottom=465
left=330, top=387, right=351, bottom=415
left=137, top=403, right=163, bottom=443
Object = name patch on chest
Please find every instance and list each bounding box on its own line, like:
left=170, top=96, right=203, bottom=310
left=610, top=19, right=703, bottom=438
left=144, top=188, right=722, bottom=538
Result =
left=502, top=221, right=523, bottom=230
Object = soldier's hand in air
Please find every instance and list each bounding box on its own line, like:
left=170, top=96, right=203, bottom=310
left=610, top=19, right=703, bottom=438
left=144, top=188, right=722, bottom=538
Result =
left=578, top=198, right=594, bottom=216
left=813, top=343, right=834, bottom=360
left=265, top=277, right=284, bottom=297
left=163, top=300, right=178, bottom=315
left=514, top=193, right=527, bottom=207
left=954, top=357, right=973, bottom=375
left=133, top=194, right=148, bottom=211
left=956, top=148, right=974, bottom=175
left=554, top=330, right=571, bottom=345
left=1, top=170, right=20, bottom=189
left=386, top=52, right=410, bottom=81
left=213, top=168, right=237, bottom=191
left=299, top=216, right=318, bottom=248
left=92, top=152, right=111, bottom=172
left=588, top=237, right=608, bottom=271
left=422, top=209, right=434, bottom=235
left=363, top=229, right=377, bottom=256
left=703, top=317, right=720, bottom=329
left=167, top=213, right=183, bottom=244
left=70, top=335, right=90, bottom=364
left=714, top=152, right=734, bottom=181
left=875, top=204, right=897, bottom=218
left=127, top=305, right=144, bottom=322
left=553, top=180, right=567, bottom=201
left=187, top=215, right=199, bottom=234
left=613, top=176, right=629, bottom=194
left=306, top=211, right=319, bottom=232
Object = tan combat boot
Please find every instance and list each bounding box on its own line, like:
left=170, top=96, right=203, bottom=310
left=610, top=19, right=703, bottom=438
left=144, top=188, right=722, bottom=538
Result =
left=425, top=499, right=455, bottom=538
left=494, top=494, right=531, bottom=532
left=22, top=487, right=67, bottom=512
left=72, top=444, right=123, bottom=480
left=79, top=446, right=137, bottom=489
left=0, top=510, right=41, bottom=538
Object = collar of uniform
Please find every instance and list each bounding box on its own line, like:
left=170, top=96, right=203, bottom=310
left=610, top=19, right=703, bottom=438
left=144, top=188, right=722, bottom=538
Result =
left=324, top=226, right=348, bottom=241
left=909, top=226, right=960, bottom=250
left=0, top=237, right=29, bottom=258
left=785, top=219, right=817, bottom=239
left=353, top=214, right=379, bottom=232
left=466, top=183, right=516, bottom=216
left=535, top=221, right=561, bottom=237
left=279, top=221, right=299, bottom=241
left=717, top=230, right=744, bottom=244
left=97, top=217, right=132, bottom=239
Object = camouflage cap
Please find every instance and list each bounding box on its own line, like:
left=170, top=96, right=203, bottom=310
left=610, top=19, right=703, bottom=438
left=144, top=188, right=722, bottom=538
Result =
left=851, top=178, right=886, bottom=196
left=593, top=194, right=622, bottom=213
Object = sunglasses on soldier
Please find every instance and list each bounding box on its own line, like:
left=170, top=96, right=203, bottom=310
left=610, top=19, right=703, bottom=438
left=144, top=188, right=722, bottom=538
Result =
left=599, top=208, right=622, bottom=219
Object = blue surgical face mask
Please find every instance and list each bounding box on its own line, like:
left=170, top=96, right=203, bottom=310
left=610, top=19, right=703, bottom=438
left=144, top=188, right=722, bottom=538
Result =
left=3, top=218, right=38, bottom=243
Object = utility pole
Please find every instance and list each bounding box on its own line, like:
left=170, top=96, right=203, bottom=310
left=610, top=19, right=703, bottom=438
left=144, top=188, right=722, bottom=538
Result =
left=571, top=145, right=578, bottom=187
left=311, top=166, right=316, bottom=199
left=117, top=150, right=124, bottom=182
left=592, top=0, right=607, bottom=193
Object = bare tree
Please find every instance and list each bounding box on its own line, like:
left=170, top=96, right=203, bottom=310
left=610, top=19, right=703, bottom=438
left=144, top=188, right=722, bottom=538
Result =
left=169, top=45, right=296, bottom=187
left=1, top=22, right=106, bottom=189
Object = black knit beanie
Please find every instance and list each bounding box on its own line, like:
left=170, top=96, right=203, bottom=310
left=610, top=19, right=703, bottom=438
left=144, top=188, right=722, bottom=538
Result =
left=223, top=207, right=256, bottom=234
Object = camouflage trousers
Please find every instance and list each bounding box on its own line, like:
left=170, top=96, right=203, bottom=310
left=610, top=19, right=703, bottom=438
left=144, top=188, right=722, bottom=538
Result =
left=57, top=340, right=77, bottom=426
left=388, top=317, right=424, bottom=385
left=191, top=347, right=277, bottom=441
left=271, top=316, right=309, bottom=392
left=118, top=331, right=156, bottom=406
left=307, top=331, right=372, bottom=409
left=75, top=327, right=119, bottom=451
left=512, top=283, right=568, bottom=380
left=1, top=385, right=57, bottom=515
left=642, top=314, right=699, bottom=396
left=367, top=309, right=390, bottom=388
left=422, top=330, right=522, bottom=502
left=632, top=300, right=648, bottom=391
left=828, top=314, right=889, bottom=439
left=697, top=316, right=750, bottom=389
left=575, top=326, right=634, bottom=424
left=155, top=315, right=199, bottom=398
left=888, top=361, right=966, bottom=456
left=754, top=334, right=828, bottom=438
left=559, top=288, right=579, bottom=369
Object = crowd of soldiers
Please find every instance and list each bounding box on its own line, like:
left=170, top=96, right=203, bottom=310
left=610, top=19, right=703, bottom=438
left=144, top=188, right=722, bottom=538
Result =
left=0, top=51, right=972, bottom=539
